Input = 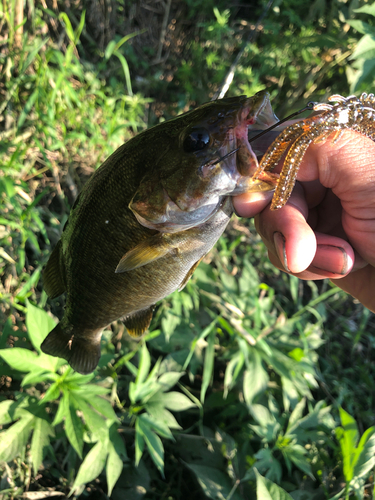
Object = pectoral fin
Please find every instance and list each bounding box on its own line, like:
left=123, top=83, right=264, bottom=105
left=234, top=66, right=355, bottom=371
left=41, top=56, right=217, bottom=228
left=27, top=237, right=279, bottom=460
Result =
left=123, top=306, right=155, bottom=337
left=115, top=234, right=176, bottom=273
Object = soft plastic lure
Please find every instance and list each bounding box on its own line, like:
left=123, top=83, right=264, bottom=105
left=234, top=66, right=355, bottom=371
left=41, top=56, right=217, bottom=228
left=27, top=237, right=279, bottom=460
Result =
left=252, top=93, right=375, bottom=209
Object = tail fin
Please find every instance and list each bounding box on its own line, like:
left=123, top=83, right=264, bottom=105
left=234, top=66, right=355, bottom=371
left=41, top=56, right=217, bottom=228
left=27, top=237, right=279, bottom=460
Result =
left=41, top=324, right=101, bottom=375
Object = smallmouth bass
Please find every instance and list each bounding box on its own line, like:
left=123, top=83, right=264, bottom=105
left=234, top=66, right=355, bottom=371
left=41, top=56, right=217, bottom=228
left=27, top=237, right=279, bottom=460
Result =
left=41, top=91, right=279, bottom=374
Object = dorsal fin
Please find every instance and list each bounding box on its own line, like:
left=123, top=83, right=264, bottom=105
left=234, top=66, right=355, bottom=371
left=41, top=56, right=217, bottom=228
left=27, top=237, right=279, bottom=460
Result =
left=43, top=240, right=66, bottom=299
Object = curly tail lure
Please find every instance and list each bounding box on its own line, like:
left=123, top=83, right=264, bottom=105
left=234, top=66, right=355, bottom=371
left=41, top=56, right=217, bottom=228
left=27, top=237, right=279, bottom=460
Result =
left=252, top=93, right=375, bottom=210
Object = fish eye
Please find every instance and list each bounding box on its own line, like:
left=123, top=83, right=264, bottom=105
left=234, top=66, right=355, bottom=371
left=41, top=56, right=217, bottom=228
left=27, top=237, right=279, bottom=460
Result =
left=183, top=127, right=210, bottom=152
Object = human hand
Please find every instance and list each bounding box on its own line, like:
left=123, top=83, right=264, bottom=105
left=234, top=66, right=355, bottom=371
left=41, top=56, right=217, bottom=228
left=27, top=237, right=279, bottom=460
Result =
left=233, top=131, right=375, bottom=312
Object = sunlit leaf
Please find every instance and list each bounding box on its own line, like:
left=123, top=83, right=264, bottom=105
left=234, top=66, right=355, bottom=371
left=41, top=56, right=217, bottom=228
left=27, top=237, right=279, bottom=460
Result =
left=351, top=34, right=375, bottom=61
left=156, top=391, right=196, bottom=412
left=0, top=348, right=46, bottom=373
left=138, top=413, right=174, bottom=440
left=71, top=395, right=107, bottom=441
left=25, top=300, right=56, bottom=354
left=30, top=417, right=54, bottom=474
left=337, top=407, right=359, bottom=481
left=135, top=419, right=145, bottom=467
left=71, top=440, right=107, bottom=494
left=157, top=371, right=183, bottom=392
left=255, top=469, right=294, bottom=500
left=0, top=413, right=35, bottom=462
left=137, top=414, right=165, bottom=476
left=352, top=428, right=375, bottom=481
left=353, top=4, right=375, bottom=16
left=64, top=395, right=84, bottom=458
left=83, top=395, right=118, bottom=423
left=243, top=350, right=268, bottom=406
left=145, top=403, right=182, bottom=430
left=106, top=440, right=124, bottom=496
left=136, top=343, right=151, bottom=385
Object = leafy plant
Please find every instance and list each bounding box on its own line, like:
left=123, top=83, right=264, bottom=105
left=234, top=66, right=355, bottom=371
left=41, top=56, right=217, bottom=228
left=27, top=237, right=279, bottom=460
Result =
left=125, top=342, right=197, bottom=476
left=346, top=3, right=375, bottom=92
left=0, top=302, right=125, bottom=496
left=333, top=408, right=375, bottom=500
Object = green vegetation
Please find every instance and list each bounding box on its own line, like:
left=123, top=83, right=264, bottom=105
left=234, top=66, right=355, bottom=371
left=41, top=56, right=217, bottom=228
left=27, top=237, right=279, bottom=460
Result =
left=1, top=0, right=375, bottom=498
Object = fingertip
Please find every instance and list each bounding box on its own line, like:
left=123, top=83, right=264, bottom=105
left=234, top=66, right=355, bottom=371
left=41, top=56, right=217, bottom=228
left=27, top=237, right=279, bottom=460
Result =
left=233, top=191, right=274, bottom=218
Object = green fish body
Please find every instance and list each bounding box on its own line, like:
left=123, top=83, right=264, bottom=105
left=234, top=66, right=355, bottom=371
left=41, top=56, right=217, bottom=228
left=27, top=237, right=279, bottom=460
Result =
left=41, top=91, right=279, bottom=374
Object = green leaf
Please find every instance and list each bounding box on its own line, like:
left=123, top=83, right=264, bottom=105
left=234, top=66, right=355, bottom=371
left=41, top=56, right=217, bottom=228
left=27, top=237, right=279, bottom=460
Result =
left=72, top=384, right=109, bottom=396
left=71, top=395, right=107, bottom=441
left=64, top=395, right=84, bottom=458
left=336, top=408, right=364, bottom=483
left=113, top=51, right=133, bottom=96
left=352, top=428, right=375, bottom=480
left=105, top=40, right=117, bottom=59
left=254, top=448, right=282, bottom=483
left=25, top=300, right=56, bottom=353
left=30, top=417, right=54, bottom=475
left=284, top=444, right=314, bottom=480
left=139, top=413, right=174, bottom=440
left=0, top=348, right=43, bottom=373
left=137, top=415, right=165, bottom=476
left=53, top=392, right=69, bottom=426
left=59, top=12, right=75, bottom=42
left=41, top=382, right=61, bottom=403
left=351, top=34, right=375, bottom=61
left=185, top=463, right=243, bottom=500
left=143, top=427, right=164, bottom=477
left=145, top=403, right=182, bottom=430
left=201, top=327, right=216, bottom=403
left=353, top=4, right=375, bottom=16
left=0, top=413, right=35, bottom=462
left=328, top=486, right=346, bottom=500
left=0, top=400, right=15, bottom=425
left=157, top=371, right=183, bottom=392
left=135, top=419, right=145, bottom=466
left=109, top=423, right=127, bottom=460
left=136, top=343, right=151, bottom=385
left=223, top=350, right=244, bottom=398
left=255, top=469, right=294, bottom=500
left=21, top=38, right=49, bottom=74
left=243, top=350, right=269, bottom=406
left=71, top=440, right=107, bottom=494
left=156, top=391, right=196, bottom=412
left=65, top=372, right=95, bottom=385
left=347, top=20, right=375, bottom=37
left=286, top=398, right=306, bottom=434
left=113, top=31, right=142, bottom=54
left=22, top=370, right=57, bottom=387
left=81, top=394, right=118, bottom=422
left=73, top=10, right=86, bottom=45
left=106, top=440, right=124, bottom=496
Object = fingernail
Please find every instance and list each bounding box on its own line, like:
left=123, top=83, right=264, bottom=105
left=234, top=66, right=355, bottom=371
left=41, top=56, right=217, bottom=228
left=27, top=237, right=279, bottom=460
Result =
left=273, top=231, right=290, bottom=272
left=312, top=244, right=350, bottom=275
